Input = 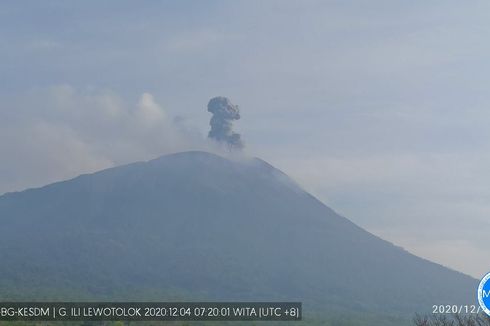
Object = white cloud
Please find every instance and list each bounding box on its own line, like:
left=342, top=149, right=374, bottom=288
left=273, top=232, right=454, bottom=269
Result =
left=0, top=120, right=112, bottom=194
left=136, top=92, right=166, bottom=127
left=0, top=86, right=210, bottom=195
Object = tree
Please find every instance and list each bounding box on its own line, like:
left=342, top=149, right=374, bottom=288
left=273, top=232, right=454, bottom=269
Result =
left=413, top=313, right=490, bottom=326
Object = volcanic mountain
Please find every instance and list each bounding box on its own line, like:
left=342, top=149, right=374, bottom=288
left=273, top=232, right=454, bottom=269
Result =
left=0, top=151, right=477, bottom=324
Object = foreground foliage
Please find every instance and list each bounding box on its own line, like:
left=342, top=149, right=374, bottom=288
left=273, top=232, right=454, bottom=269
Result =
left=413, top=313, right=490, bottom=326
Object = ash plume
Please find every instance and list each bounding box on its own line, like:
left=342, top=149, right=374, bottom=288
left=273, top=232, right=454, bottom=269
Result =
left=207, top=96, right=244, bottom=150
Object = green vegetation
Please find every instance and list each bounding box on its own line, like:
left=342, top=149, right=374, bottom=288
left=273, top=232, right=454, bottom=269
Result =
left=0, top=152, right=478, bottom=326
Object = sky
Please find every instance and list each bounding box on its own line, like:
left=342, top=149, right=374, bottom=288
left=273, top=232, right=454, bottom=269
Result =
left=1, top=0, right=489, bottom=278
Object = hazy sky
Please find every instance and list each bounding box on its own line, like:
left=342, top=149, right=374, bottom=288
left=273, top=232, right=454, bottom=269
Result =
left=1, top=0, right=489, bottom=278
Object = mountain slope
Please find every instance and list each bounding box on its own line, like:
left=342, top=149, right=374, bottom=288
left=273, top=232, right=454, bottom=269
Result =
left=0, top=151, right=477, bottom=319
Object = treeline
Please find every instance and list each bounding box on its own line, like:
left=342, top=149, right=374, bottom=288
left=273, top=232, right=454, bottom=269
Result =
left=413, top=313, right=490, bottom=326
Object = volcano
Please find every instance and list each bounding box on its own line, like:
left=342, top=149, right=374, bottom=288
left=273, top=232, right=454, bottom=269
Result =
left=0, top=151, right=477, bottom=324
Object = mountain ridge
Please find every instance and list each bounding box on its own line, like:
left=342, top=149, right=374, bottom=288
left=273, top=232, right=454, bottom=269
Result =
left=0, top=150, right=478, bottom=322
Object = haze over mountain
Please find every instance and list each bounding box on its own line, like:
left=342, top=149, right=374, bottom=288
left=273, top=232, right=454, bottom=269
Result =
left=0, top=151, right=477, bottom=323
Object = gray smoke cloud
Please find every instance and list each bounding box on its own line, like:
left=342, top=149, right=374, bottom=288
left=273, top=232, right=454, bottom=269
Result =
left=207, top=96, right=244, bottom=150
